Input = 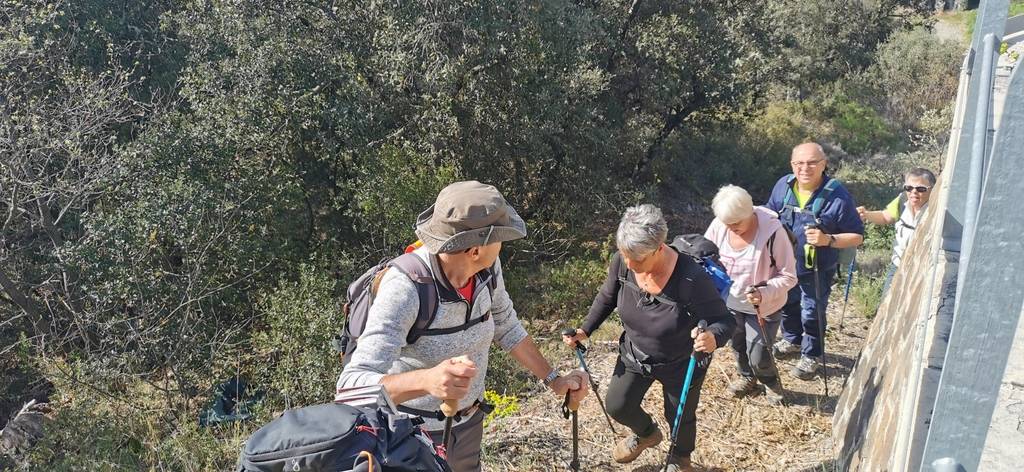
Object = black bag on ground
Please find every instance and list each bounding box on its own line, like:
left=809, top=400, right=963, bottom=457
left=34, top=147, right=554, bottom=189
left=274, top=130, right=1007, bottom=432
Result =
left=237, top=403, right=451, bottom=472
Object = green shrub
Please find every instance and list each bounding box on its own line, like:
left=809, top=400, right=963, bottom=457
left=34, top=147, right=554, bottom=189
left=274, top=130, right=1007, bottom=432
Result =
left=25, top=359, right=252, bottom=470
left=815, top=92, right=900, bottom=155
left=852, top=275, right=886, bottom=320
left=250, top=264, right=345, bottom=408
left=504, top=256, right=608, bottom=326
left=483, top=390, right=519, bottom=427
left=353, top=146, right=462, bottom=256
left=484, top=345, right=536, bottom=395
left=868, top=27, right=963, bottom=132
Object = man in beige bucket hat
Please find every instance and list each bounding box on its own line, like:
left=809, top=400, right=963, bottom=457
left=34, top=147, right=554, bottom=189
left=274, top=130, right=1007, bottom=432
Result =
left=338, top=181, right=589, bottom=471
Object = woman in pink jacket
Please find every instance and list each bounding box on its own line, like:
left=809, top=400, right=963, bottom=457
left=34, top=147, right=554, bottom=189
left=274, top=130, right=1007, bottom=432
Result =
left=704, top=185, right=798, bottom=404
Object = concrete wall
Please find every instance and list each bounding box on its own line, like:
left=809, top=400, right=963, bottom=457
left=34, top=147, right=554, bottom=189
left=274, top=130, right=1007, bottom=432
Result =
left=831, top=169, right=952, bottom=471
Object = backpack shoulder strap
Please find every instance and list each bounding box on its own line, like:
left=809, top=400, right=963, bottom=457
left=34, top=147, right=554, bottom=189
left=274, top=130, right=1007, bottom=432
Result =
left=782, top=175, right=798, bottom=208
left=810, top=177, right=840, bottom=218
left=767, top=231, right=778, bottom=270
left=388, top=253, right=439, bottom=344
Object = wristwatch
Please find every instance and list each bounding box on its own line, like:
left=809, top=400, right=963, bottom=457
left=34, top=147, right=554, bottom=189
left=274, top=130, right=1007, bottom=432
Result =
left=827, top=234, right=836, bottom=247
left=541, top=369, right=559, bottom=387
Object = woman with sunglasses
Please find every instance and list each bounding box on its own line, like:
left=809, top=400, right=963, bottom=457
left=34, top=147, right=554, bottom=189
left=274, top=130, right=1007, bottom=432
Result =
left=562, top=204, right=734, bottom=472
left=857, top=167, right=937, bottom=293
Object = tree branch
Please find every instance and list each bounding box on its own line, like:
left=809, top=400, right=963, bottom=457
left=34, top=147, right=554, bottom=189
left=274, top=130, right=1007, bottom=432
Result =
left=0, top=267, right=48, bottom=337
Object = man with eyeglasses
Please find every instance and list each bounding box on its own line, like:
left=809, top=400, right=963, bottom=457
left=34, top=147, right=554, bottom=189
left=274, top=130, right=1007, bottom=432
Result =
left=857, top=167, right=936, bottom=294
left=765, top=142, right=865, bottom=380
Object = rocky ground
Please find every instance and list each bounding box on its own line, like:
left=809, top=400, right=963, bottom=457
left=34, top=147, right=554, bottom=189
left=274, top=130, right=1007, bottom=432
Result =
left=482, top=290, right=872, bottom=472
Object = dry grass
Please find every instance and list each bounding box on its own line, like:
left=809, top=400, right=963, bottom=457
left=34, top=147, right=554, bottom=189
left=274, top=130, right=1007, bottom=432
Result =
left=483, top=290, right=871, bottom=471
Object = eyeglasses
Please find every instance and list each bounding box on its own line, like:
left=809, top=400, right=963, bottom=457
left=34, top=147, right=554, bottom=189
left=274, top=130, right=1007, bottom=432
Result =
left=791, top=159, right=824, bottom=168
left=904, top=185, right=930, bottom=193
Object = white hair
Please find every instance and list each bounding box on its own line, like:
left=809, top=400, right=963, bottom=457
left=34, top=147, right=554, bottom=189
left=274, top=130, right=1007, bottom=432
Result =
left=616, top=204, right=667, bottom=259
left=711, top=185, right=754, bottom=224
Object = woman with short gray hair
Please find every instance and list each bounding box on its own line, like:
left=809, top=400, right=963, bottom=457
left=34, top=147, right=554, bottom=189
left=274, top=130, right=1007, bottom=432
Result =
left=563, top=204, right=734, bottom=472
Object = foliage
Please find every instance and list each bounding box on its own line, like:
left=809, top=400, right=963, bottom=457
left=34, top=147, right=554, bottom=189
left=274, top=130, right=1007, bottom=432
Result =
left=483, top=390, right=520, bottom=427
left=21, top=358, right=247, bottom=470
left=768, top=0, right=930, bottom=98
left=852, top=273, right=887, bottom=320
left=810, top=89, right=901, bottom=155
left=866, top=27, right=964, bottom=132
left=250, top=265, right=346, bottom=408
left=505, top=256, right=609, bottom=325
left=484, top=345, right=534, bottom=395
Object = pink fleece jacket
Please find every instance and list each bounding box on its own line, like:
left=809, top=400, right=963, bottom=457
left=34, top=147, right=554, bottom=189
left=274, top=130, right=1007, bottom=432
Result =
left=704, top=206, right=798, bottom=315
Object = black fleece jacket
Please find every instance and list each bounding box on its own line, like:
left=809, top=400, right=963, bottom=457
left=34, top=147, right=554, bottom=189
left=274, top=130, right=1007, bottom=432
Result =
left=581, top=252, right=735, bottom=364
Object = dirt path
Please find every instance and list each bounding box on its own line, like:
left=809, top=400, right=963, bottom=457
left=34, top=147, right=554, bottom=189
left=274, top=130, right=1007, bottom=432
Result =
left=483, top=290, right=871, bottom=471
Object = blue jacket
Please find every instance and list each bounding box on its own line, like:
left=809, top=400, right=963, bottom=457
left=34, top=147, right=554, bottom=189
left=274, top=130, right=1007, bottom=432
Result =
left=765, top=174, right=864, bottom=276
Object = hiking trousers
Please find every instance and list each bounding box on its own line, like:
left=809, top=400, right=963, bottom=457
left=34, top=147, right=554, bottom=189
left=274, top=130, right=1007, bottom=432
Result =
left=730, top=309, right=781, bottom=383
left=426, top=409, right=484, bottom=472
left=604, top=352, right=708, bottom=458
left=780, top=267, right=836, bottom=358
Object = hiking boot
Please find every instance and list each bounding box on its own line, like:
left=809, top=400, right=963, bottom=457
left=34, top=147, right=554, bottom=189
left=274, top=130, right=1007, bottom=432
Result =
left=727, top=376, right=760, bottom=398
left=612, top=427, right=663, bottom=463
left=773, top=339, right=801, bottom=358
left=665, top=456, right=694, bottom=472
left=791, top=355, right=822, bottom=380
left=763, top=379, right=787, bottom=405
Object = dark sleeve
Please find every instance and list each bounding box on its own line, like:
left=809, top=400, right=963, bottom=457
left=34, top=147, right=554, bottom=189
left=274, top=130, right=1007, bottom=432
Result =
left=764, top=176, right=787, bottom=212
left=825, top=190, right=865, bottom=236
left=681, top=263, right=736, bottom=349
left=581, top=253, right=622, bottom=335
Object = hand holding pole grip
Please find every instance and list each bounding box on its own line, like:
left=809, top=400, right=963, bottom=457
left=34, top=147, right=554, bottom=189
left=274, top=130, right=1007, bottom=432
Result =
left=561, top=328, right=588, bottom=353
left=441, top=355, right=472, bottom=417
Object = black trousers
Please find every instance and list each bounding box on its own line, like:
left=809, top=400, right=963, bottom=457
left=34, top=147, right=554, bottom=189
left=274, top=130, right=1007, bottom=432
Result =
left=604, top=351, right=708, bottom=458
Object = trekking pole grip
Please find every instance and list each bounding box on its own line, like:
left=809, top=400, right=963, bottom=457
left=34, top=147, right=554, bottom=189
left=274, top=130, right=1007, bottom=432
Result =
left=561, top=328, right=588, bottom=353
left=441, top=400, right=458, bottom=418
left=441, top=355, right=471, bottom=417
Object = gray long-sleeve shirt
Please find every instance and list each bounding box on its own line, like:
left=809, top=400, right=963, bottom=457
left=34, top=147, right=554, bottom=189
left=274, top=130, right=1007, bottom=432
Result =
left=336, top=248, right=528, bottom=430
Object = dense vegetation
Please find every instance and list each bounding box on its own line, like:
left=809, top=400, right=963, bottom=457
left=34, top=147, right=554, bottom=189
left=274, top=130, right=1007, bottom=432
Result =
left=1, top=0, right=963, bottom=468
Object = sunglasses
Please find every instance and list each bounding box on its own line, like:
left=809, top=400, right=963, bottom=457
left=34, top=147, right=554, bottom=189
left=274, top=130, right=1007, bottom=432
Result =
left=904, top=185, right=930, bottom=193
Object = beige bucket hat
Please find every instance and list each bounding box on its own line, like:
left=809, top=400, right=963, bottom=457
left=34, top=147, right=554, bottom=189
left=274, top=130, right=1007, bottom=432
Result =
left=414, top=181, right=527, bottom=254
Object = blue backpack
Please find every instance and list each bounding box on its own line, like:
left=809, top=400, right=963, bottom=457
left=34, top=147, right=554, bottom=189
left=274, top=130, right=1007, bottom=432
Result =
left=669, top=234, right=733, bottom=301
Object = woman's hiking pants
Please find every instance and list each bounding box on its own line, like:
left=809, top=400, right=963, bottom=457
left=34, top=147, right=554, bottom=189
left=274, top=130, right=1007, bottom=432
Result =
left=730, top=309, right=781, bottom=383
left=605, top=351, right=708, bottom=458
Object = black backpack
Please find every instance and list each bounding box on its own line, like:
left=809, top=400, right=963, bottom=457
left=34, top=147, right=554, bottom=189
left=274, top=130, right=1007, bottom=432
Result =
left=332, top=251, right=497, bottom=363
left=237, top=403, right=451, bottom=472
left=669, top=234, right=733, bottom=301
left=615, top=234, right=733, bottom=302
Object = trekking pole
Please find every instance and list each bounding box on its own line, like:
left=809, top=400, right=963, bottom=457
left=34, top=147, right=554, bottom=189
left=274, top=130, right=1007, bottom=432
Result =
left=838, top=250, right=856, bottom=332
left=663, top=319, right=707, bottom=472
left=561, top=328, right=618, bottom=434
left=439, top=355, right=472, bottom=453
left=440, top=399, right=457, bottom=453
left=747, top=282, right=786, bottom=403
left=561, top=393, right=580, bottom=471
left=806, top=223, right=830, bottom=400
left=746, top=282, right=777, bottom=365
